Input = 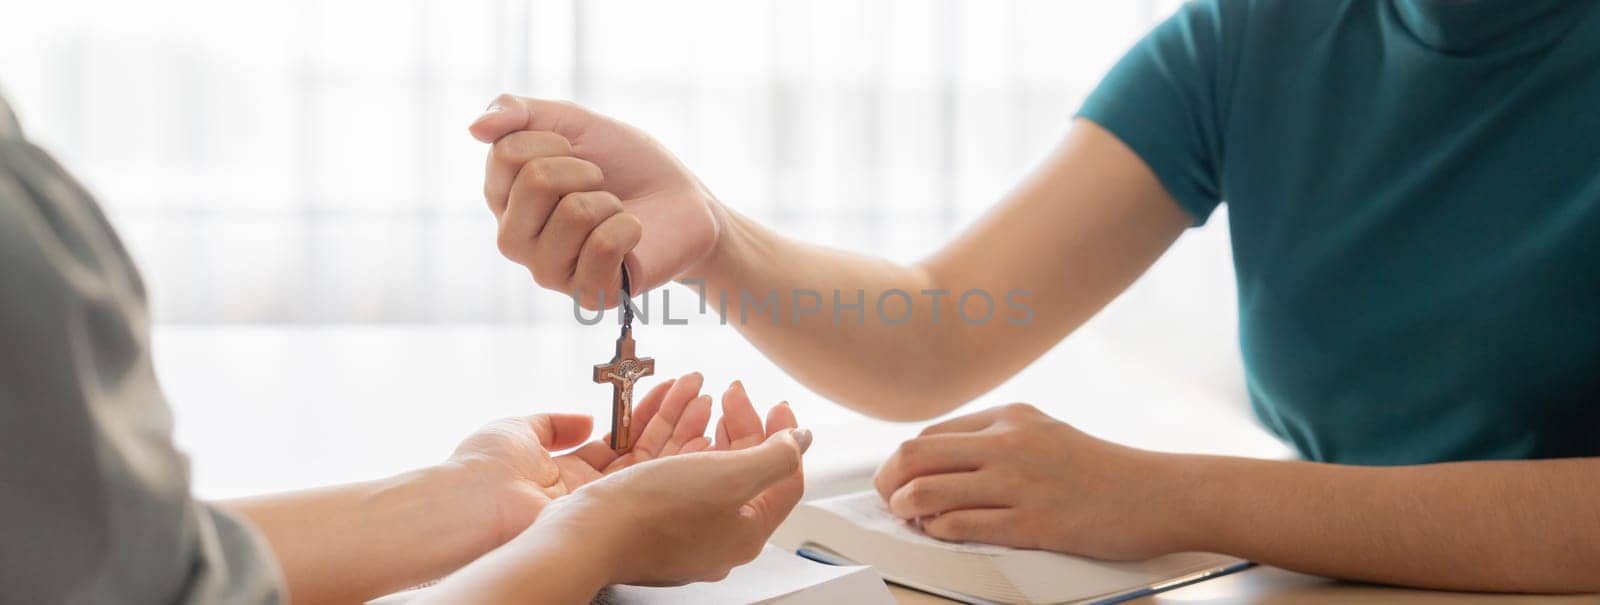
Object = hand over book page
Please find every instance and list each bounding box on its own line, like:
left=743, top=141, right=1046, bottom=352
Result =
left=776, top=491, right=1248, bottom=605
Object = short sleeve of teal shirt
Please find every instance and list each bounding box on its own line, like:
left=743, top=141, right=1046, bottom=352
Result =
left=1076, top=0, right=1243, bottom=225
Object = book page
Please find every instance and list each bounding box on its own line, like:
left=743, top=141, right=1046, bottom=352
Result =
left=812, top=492, right=1014, bottom=556
left=805, top=491, right=1247, bottom=604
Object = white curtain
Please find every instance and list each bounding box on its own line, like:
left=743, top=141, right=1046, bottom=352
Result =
left=0, top=0, right=1215, bottom=325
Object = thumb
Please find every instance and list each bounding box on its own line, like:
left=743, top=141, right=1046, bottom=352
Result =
left=526, top=413, right=595, bottom=451
left=469, top=94, right=592, bottom=143
left=720, top=429, right=810, bottom=501
left=731, top=429, right=811, bottom=536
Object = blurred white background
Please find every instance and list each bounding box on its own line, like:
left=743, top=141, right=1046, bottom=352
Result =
left=0, top=0, right=1279, bottom=497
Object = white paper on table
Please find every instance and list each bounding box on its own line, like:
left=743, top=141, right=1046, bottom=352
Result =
left=368, top=544, right=893, bottom=605
left=594, top=544, right=893, bottom=605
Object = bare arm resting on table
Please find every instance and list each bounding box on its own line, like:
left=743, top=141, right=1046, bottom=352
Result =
left=874, top=404, right=1600, bottom=593
left=1187, top=453, right=1600, bottom=592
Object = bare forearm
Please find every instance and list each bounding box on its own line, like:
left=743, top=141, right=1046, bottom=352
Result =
left=412, top=528, right=611, bottom=605
left=219, top=463, right=498, bottom=605
left=686, top=206, right=990, bottom=419
left=1180, top=455, right=1600, bottom=592
left=684, top=121, right=1189, bottom=420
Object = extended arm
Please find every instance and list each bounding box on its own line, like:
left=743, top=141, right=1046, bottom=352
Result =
left=219, top=465, right=498, bottom=605
left=469, top=100, right=1192, bottom=420
left=411, top=528, right=611, bottom=605
left=688, top=120, right=1188, bottom=419
left=220, top=373, right=731, bottom=605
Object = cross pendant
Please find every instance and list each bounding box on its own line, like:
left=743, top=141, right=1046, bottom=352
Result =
left=592, top=324, right=654, bottom=453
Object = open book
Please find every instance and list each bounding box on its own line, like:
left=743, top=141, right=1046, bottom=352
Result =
left=772, top=491, right=1248, bottom=605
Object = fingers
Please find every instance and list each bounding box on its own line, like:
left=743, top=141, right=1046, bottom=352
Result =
left=469, top=95, right=594, bottom=144
left=496, top=156, right=605, bottom=268
left=740, top=472, right=805, bottom=537
left=721, top=429, right=807, bottom=501
left=874, top=434, right=991, bottom=501
left=919, top=508, right=1017, bottom=546
left=526, top=413, right=595, bottom=451
left=533, top=190, right=623, bottom=291
left=678, top=436, right=713, bottom=454
left=631, top=372, right=705, bottom=457
left=764, top=402, right=798, bottom=437
left=601, top=376, right=797, bottom=475
left=919, top=407, right=1005, bottom=437
left=629, top=378, right=676, bottom=446
left=731, top=429, right=810, bottom=538
left=469, top=94, right=530, bottom=142
left=568, top=440, right=619, bottom=472
left=483, top=130, right=575, bottom=216
left=660, top=395, right=713, bottom=456
left=715, top=414, right=730, bottom=450
left=470, top=94, right=653, bottom=304
left=715, top=381, right=766, bottom=450
left=570, top=212, right=643, bottom=309
left=887, top=472, right=1007, bottom=519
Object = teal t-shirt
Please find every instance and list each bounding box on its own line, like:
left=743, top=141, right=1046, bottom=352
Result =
left=1078, top=0, right=1600, bottom=465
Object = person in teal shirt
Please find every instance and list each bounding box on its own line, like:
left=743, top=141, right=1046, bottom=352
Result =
left=1078, top=0, right=1600, bottom=466
left=469, top=0, right=1600, bottom=593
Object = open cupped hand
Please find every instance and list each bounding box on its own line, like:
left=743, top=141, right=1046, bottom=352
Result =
left=523, top=384, right=805, bottom=587
left=447, top=372, right=789, bottom=547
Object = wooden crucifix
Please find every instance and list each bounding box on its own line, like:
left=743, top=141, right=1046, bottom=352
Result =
left=592, top=266, right=653, bottom=452
left=593, top=326, right=654, bottom=452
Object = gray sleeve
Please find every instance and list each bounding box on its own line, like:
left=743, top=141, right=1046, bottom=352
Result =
left=0, top=97, right=285, bottom=605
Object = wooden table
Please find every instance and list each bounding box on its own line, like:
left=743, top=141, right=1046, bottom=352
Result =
left=886, top=567, right=1600, bottom=604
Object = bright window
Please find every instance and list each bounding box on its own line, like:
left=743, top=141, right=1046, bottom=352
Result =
left=0, top=0, right=1216, bottom=327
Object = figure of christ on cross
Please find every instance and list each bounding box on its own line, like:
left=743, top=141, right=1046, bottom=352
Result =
left=593, top=325, right=655, bottom=452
